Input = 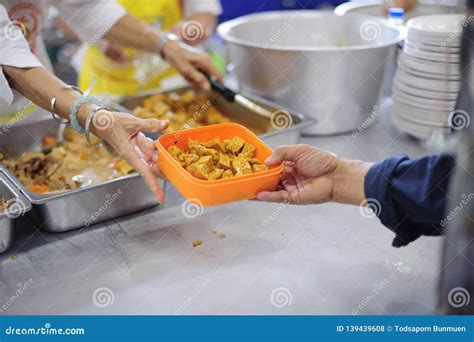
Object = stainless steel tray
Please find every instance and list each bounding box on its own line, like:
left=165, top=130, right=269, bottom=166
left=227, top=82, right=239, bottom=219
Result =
left=117, top=86, right=314, bottom=149
left=0, top=169, right=32, bottom=254
left=0, top=119, right=160, bottom=234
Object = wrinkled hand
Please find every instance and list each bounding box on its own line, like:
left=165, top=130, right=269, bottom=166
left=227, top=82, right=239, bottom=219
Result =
left=257, top=145, right=339, bottom=205
left=257, top=145, right=372, bottom=206
left=92, top=110, right=168, bottom=203
left=161, top=41, right=222, bottom=90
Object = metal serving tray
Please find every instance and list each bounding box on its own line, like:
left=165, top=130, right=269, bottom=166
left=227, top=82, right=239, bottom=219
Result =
left=0, top=119, right=160, bottom=235
left=117, top=86, right=314, bottom=149
left=0, top=169, right=32, bottom=254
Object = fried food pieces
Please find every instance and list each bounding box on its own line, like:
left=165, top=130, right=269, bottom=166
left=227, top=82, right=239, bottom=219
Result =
left=168, top=136, right=268, bottom=180
left=0, top=129, right=134, bottom=194
left=133, top=90, right=230, bottom=132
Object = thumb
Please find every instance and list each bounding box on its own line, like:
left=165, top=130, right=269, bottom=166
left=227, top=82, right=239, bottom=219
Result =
left=133, top=118, right=169, bottom=133
left=265, top=145, right=302, bottom=166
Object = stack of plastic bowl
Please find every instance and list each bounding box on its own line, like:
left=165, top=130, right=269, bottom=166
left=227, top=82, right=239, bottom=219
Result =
left=392, top=14, right=464, bottom=139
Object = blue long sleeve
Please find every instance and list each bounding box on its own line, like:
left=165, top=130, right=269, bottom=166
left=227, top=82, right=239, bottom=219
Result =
left=364, top=154, right=456, bottom=247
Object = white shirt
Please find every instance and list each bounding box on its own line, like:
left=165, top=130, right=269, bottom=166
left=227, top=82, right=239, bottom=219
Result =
left=0, top=0, right=127, bottom=125
left=183, top=0, right=222, bottom=17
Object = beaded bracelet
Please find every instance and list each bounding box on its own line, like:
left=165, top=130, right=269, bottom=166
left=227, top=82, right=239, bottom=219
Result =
left=69, top=96, right=104, bottom=134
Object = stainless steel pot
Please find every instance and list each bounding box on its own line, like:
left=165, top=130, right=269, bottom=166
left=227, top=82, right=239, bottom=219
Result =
left=218, top=11, right=404, bottom=135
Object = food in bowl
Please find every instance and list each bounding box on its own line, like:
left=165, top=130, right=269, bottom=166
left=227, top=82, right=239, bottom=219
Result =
left=0, top=129, right=134, bottom=194
left=167, top=136, right=268, bottom=181
left=157, top=123, right=282, bottom=206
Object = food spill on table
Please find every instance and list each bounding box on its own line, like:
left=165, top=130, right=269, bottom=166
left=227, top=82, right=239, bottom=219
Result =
left=212, top=230, right=226, bottom=239
left=192, top=240, right=203, bottom=248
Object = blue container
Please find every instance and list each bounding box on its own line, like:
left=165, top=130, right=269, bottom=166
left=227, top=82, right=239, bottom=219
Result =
left=219, top=0, right=345, bottom=22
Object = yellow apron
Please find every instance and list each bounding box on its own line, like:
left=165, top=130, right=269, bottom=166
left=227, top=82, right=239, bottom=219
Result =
left=78, top=0, right=182, bottom=96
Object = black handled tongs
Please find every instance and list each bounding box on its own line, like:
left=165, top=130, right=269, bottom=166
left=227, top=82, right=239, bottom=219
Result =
left=207, top=77, right=273, bottom=119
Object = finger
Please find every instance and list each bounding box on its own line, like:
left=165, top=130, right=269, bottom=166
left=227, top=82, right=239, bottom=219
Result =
left=265, top=145, right=307, bottom=166
left=280, top=172, right=296, bottom=186
left=135, top=133, right=155, bottom=160
left=283, top=162, right=296, bottom=175
left=177, top=62, right=210, bottom=91
left=133, top=118, right=169, bottom=133
left=256, top=190, right=293, bottom=203
left=193, top=54, right=224, bottom=83
left=118, top=143, right=165, bottom=203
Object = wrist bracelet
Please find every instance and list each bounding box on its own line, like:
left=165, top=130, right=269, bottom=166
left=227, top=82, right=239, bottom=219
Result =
left=85, top=107, right=107, bottom=148
left=69, top=96, right=104, bottom=134
left=156, top=32, right=181, bottom=58
left=50, top=85, right=84, bottom=124
left=50, top=97, right=71, bottom=124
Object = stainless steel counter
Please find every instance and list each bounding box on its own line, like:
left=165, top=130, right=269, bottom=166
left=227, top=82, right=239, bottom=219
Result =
left=0, top=100, right=443, bottom=315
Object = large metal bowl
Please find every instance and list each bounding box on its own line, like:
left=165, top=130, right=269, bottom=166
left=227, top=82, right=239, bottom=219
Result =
left=218, top=11, right=404, bottom=135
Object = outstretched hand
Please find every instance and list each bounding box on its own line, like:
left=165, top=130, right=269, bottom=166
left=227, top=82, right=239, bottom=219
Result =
left=92, top=110, right=168, bottom=203
left=257, top=145, right=371, bottom=206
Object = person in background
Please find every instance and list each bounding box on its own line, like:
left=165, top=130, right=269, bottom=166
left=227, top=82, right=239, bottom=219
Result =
left=72, top=0, right=222, bottom=96
left=0, top=0, right=222, bottom=202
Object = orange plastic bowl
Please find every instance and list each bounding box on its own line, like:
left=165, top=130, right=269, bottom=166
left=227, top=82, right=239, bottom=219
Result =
left=157, top=123, right=283, bottom=207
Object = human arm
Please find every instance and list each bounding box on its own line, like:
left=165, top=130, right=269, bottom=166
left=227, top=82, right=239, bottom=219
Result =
left=2, top=65, right=168, bottom=203
left=55, top=1, right=222, bottom=89
left=365, top=154, right=455, bottom=247
left=257, top=145, right=456, bottom=247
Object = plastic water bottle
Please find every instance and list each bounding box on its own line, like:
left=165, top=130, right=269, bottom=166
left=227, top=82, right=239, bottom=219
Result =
left=388, top=7, right=405, bottom=26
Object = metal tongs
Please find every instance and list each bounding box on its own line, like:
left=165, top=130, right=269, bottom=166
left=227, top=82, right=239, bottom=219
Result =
left=207, top=76, right=274, bottom=119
